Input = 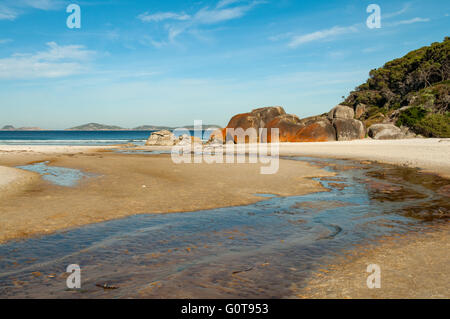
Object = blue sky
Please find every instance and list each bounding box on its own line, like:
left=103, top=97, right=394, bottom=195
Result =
left=0, top=0, right=448, bottom=129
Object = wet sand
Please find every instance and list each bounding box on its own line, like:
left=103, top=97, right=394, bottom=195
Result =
left=0, top=147, right=331, bottom=243
left=294, top=224, right=450, bottom=299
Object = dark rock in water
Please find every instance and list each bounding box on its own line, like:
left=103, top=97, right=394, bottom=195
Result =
left=1, top=125, right=14, bottom=130
left=96, top=283, right=119, bottom=290
left=368, top=124, right=405, bottom=140
left=333, top=118, right=366, bottom=141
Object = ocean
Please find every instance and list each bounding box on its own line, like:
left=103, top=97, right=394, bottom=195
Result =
left=0, top=130, right=212, bottom=146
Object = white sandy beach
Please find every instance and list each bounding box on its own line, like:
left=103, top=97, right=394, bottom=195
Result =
left=0, top=145, right=114, bottom=154
left=140, top=138, right=450, bottom=177
left=0, top=138, right=448, bottom=298
left=0, top=166, right=23, bottom=189
left=276, top=138, right=450, bottom=178
left=0, top=165, right=39, bottom=199
left=1, top=138, right=450, bottom=185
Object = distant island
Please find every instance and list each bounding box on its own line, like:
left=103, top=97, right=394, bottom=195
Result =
left=134, top=124, right=221, bottom=130
left=1, top=125, right=42, bottom=131
left=0, top=123, right=223, bottom=131
left=133, top=125, right=173, bottom=131
left=66, top=123, right=125, bottom=131
left=2, top=123, right=224, bottom=131
left=67, top=123, right=222, bottom=131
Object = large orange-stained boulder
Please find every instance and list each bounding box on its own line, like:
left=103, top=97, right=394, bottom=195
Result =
left=224, top=107, right=338, bottom=143
left=226, top=112, right=258, bottom=130
left=251, top=106, right=286, bottom=128
left=222, top=105, right=366, bottom=143
left=295, top=120, right=337, bottom=142
left=224, top=113, right=258, bottom=143
left=224, top=107, right=287, bottom=143
left=266, top=114, right=304, bottom=142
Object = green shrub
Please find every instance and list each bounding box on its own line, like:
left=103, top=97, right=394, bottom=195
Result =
left=415, top=113, right=450, bottom=137
left=396, top=106, right=428, bottom=127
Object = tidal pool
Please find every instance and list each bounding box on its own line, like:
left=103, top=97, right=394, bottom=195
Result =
left=1, top=157, right=448, bottom=298
left=16, top=161, right=92, bottom=187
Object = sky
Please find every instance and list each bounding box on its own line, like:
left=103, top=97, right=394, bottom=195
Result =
left=0, top=0, right=448, bottom=129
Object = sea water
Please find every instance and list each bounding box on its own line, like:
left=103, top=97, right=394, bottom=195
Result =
left=0, top=130, right=213, bottom=146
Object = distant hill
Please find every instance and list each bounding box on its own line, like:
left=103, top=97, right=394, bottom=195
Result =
left=133, top=125, right=172, bottom=131
left=343, top=37, right=449, bottom=137
left=1, top=125, right=42, bottom=131
left=1, top=123, right=222, bottom=131
left=134, top=124, right=222, bottom=130
left=67, top=123, right=125, bottom=131
left=180, top=124, right=222, bottom=130
left=65, top=123, right=222, bottom=131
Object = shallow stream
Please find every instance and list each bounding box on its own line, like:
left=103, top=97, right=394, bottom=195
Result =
left=0, top=157, right=448, bottom=298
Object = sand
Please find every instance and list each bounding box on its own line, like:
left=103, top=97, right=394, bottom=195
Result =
left=0, top=166, right=39, bottom=199
left=0, top=140, right=449, bottom=298
left=0, top=147, right=332, bottom=243
left=276, top=138, right=450, bottom=178
left=144, top=139, right=450, bottom=176
left=0, top=145, right=114, bottom=154
left=0, top=166, right=22, bottom=189
left=293, top=224, right=450, bottom=299
left=1, top=138, right=449, bottom=243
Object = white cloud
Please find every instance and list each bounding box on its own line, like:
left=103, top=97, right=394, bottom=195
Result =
left=139, top=36, right=167, bottom=48
left=288, top=25, right=358, bottom=48
left=0, top=0, right=61, bottom=20
left=384, top=3, right=411, bottom=19
left=137, top=0, right=264, bottom=43
left=0, top=39, right=13, bottom=44
left=0, top=42, right=95, bottom=79
left=268, top=32, right=293, bottom=42
left=362, top=46, right=381, bottom=53
left=193, top=1, right=262, bottom=24
left=18, top=0, right=61, bottom=10
left=216, top=0, right=243, bottom=9
left=386, top=17, right=430, bottom=27
left=0, top=4, right=18, bottom=20
left=137, top=11, right=190, bottom=23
